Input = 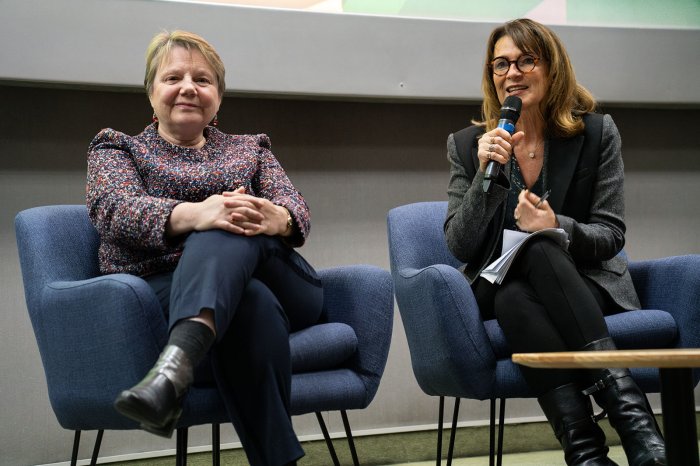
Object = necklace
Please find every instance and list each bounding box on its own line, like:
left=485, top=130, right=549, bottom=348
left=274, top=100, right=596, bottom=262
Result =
left=527, top=139, right=543, bottom=159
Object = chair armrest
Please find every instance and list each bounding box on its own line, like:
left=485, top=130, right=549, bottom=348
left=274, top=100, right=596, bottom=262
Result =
left=317, top=265, right=394, bottom=407
left=33, top=274, right=167, bottom=428
left=629, top=254, right=700, bottom=349
left=393, top=264, right=496, bottom=399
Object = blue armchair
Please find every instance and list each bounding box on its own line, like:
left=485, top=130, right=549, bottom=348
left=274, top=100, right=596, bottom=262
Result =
left=387, top=201, right=700, bottom=464
left=16, top=204, right=394, bottom=466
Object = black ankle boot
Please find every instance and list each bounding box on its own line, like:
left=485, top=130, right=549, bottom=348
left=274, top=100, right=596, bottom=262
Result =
left=582, top=338, right=666, bottom=466
left=114, top=345, right=193, bottom=438
left=538, top=383, right=618, bottom=466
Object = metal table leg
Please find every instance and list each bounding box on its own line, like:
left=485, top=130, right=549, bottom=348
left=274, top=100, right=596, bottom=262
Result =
left=660, top=368, right=699, bottom=466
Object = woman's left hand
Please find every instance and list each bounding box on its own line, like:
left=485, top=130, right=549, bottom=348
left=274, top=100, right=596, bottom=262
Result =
left=222, top=187, right=292, bottom=237
left=514, top=189, right=558, bottom=232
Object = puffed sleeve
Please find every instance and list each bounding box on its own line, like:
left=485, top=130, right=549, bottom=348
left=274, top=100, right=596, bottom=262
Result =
left=250, top=134, right=311, bottom=247
left=86, top=128, right=182, bottom=252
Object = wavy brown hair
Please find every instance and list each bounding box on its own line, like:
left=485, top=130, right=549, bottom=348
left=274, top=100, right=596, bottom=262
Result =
left=144, top=30, right=225, bottom=98
left=478, top=19, right=596, bottom=137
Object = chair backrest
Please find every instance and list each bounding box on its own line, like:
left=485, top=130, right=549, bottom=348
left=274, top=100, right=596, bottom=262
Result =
left=387, top=201, right=463, bottom=274
left=15, top=205, right=101, bottom=310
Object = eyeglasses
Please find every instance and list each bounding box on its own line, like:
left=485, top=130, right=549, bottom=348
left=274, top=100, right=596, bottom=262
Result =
left=490, top=54, right=540, bottom=76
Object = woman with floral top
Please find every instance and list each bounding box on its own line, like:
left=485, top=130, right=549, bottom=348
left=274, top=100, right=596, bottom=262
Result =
left=87, top=30, right=322, bottom=466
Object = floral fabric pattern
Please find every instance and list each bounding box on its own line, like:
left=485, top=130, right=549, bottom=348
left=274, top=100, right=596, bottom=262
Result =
left=87, top=123, right=310, bottom=276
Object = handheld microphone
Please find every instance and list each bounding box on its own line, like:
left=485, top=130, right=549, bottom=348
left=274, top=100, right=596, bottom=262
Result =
left=483, top=95, right=522, bottom=193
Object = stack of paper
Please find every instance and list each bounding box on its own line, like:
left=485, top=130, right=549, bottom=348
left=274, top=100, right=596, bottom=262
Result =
left=480, top=228, right=570, bottom=284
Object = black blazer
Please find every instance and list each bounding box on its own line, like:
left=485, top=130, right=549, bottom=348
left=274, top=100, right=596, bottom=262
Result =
left=444, top=113, right=640, bottom=311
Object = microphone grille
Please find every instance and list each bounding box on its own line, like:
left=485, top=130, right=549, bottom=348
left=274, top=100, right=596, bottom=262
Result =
left=500, top=96, right=522, bottom=121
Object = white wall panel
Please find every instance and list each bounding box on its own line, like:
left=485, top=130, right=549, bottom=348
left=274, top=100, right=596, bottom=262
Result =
left=1, top=0, right=699, bottom=104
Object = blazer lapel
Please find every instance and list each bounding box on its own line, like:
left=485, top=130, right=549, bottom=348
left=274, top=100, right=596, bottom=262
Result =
left=547, top=134, right=584, bottom=213
left=469, top=140, right=480, bottom=173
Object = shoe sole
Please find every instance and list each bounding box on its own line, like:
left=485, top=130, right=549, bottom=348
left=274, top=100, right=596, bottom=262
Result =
left=114, top=391, right=181, bottom=438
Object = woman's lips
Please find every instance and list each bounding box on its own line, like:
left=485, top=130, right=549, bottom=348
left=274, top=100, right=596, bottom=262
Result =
left=506, top=85, right=528, bottom=93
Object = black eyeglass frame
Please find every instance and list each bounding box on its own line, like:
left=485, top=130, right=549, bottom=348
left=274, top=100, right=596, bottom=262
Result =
left=489, top=54, right=540, bottom=76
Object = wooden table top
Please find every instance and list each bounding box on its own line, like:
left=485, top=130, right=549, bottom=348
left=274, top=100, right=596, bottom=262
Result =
left=512, top=349, right=700, bottom=369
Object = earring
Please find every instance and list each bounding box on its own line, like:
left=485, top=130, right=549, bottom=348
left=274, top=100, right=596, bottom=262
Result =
left=152, top=112, right=158, bottom=124
left=210, top=115, right=218, bottom=127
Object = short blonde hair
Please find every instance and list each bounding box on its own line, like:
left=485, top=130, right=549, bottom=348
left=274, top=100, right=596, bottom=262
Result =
left=478, top=19, right=596, bottom=137
left=144, top=30, right=225, bottom=97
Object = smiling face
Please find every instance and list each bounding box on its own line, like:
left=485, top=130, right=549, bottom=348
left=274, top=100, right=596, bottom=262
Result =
left=149, top=46, right=222, bottom=146
left=492, top=35, right=549, bottom=113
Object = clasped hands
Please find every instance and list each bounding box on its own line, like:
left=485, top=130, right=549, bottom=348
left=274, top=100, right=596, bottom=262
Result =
left=167, top=187, right=291, bottom=237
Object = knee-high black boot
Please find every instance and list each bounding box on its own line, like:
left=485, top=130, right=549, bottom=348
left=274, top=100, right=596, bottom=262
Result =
left=538, top=383, right=618, bottom=466
left=582, top=338, right=666, bottom=466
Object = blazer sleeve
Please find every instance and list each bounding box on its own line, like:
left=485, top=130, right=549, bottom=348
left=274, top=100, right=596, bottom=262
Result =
left=444, top=130, right=509, bottom=266
left=555, top=114, right=627, bottom=263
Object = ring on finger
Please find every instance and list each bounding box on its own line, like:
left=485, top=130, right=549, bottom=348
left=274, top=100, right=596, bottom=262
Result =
left=489, top=144, right=495, bottom=152
left=487, top=152, right=492, bottom=160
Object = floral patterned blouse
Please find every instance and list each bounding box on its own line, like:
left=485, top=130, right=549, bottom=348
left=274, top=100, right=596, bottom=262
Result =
left=87, top=123, right=310, bottom=276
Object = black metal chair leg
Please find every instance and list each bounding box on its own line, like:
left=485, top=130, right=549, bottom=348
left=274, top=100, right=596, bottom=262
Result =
left=446, top=398, right=460, bottom=466
left=71, top=430, right=81, bottom=466
left=89, top=429, right=104, bottom=466
left=315, top=412, right=341, bottom=466
left=175, top=428, right=188, bottom=466
left=212, top=424, right=220, bottom=466
left=340, top=410, right=359, bottom=466
left=489, top=398, right=496, bottom=466
left=497, top=398, right=506, bottom=466
left=437, top=396, right=445, bottom=466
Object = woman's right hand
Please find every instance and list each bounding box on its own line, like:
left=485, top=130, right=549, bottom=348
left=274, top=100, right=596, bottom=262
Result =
left=477, top=128, right=525, bottom=172
left=166, top=189, right=262, bottom=237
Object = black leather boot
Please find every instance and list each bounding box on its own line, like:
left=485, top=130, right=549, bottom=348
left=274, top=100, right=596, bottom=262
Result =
left=538, top=383, right=618, bottom=465
left=114, top=345, right=193, bottom=438
left=582, top=338, right=666, bottom=466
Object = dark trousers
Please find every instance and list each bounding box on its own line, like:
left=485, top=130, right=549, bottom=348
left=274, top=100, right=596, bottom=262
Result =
left=145, top=230, right=324, bottom=466
left=473, top=236, right=622, bottom=395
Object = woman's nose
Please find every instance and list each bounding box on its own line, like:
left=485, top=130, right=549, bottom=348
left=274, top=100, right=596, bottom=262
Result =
left=506, top=62, right=523, bottom=78
left=180, top=77, right=196, bottom=94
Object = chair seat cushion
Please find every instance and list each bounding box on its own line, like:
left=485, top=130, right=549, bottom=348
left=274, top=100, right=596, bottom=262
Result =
left=290, top=368, right=368, bottom=415
left=193, top=322, right=358, bottom=386
left=485, top=309, right=678, bottom=359
left=290, top=322, right=358, bottom=373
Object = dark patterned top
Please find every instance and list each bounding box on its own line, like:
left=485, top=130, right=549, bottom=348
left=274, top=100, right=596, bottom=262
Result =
left=87, top=123, right=310, bottom=276
left=503, top=144, right=549, bottom=232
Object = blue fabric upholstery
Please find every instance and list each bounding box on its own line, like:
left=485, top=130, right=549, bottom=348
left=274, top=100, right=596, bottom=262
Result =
left=290, top=323, right=357, bottom=373
left=387, top=201, right=700, bottom=401
left=484, top=310, right=678, bottom=360
left=15, top=205, right=394, bottom=433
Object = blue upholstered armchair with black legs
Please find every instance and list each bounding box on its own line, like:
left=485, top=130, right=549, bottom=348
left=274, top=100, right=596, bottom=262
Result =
left=16, top=204, right=394, bottom=466
left=387, top=201, right=700, bottom=465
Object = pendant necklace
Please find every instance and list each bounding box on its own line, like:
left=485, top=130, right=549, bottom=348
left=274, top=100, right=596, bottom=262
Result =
left=528, top=139, right=543, bottom=159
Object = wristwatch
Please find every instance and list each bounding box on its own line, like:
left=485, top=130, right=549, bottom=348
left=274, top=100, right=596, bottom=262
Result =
left=283, top=208, right=293, bottom=233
